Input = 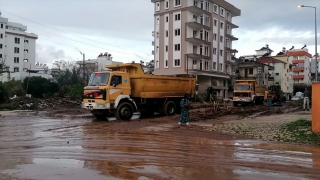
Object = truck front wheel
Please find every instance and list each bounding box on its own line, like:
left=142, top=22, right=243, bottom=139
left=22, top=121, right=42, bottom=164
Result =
left=164, top=101, right=176, bottom=116
left=115, top=102, right=134, bottom=120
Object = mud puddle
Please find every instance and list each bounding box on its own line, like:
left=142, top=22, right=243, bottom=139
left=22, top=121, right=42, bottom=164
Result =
left=1, top=112, right=320, bottom=180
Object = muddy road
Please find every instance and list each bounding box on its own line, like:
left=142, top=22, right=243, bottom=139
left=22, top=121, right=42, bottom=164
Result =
left=0, top=106, right=320, bottom=180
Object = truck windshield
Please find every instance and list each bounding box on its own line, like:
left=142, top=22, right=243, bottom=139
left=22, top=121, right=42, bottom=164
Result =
left=88, top=73, right=110, bottom=86
left=235, top=84, right=250, bottom=90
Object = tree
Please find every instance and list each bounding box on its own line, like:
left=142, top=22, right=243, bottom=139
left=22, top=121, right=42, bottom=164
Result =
left=23, top=77, right=59, bottom=98
left=4, top=80, right=25, bottom=97
left=0, top=82, right=7, bottom=102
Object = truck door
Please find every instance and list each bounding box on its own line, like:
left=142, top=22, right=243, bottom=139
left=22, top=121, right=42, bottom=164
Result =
left=109, top=74, right=131, bottom=101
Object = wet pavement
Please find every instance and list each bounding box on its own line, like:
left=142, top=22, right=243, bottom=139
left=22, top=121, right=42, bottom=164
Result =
left=0, top=111, right=320, bottom=180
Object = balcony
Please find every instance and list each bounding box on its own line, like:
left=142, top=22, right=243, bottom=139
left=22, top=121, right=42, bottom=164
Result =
left=292, top=67, right=304, bottom=72
left=225, top=47, right=238, bottom=53
left=293, top=75, right=304, bottom=79
left=152, top=31, right=154, bottom=37
left=186, top=20, right=210, bottom=30
left=225, top=59, right=236, bottom=64
left=225, top=20, right=239, bottom=29
left=152, top=50, right=154, bottom=55
left=152, top=41, right=154, bottom=46
left=225, top=34, right=238, bottom=41
left=292, top=60, right=304, bottom=64
left=186, top=37, right=211, bottom=45
left=187, top=53, right=210, bottom=60
left=188, top=5, right=210, bottom=15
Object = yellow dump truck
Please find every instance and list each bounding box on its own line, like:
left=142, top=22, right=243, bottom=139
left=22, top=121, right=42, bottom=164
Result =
left=232, top=80, right=266, bottom=106
left=81, top=63, right=196, bottom=120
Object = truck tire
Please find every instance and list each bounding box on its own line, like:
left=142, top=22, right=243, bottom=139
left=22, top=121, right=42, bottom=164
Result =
left=115, top=102, right=134, bottom=120
left=164, top=101, right=176, bottom=116
left=233, top=102, right=238, bottom=107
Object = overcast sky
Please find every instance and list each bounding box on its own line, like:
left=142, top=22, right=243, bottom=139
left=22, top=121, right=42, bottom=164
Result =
left=0, top=0, right=319, bottom=67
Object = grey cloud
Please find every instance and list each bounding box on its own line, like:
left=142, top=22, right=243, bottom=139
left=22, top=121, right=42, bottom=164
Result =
left=228, top=0, right=319, bottom=32
left=35, top=44, right=73, bottom=65
left=257, top=36, right=315, bottom=46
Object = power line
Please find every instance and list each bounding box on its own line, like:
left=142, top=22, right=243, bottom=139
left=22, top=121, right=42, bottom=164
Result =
left=2, top=10, right=125, bottom=51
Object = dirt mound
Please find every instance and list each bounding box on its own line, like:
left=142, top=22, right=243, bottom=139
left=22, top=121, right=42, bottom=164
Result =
left=9, top=97, right=81, bottom=110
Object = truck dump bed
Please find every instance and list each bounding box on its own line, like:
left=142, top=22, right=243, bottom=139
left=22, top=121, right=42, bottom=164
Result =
left=106, top=63, right=196, bottom=98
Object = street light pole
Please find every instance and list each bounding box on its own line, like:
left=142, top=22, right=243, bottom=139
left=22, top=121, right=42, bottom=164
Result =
left=297, top=5, right=318, bottom=81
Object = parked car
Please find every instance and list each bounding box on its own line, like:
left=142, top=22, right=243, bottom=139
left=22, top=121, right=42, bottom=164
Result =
left=291, top=96, right=303, bottom=101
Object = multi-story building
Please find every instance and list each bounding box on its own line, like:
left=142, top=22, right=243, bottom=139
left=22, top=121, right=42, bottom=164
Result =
left=257, top=57, right=292, bottom=98
left=0, top=13, right=53, bottom=82
left=285, top=48, right=312, bottom=86
left=0, top=12, right=40, bottom=82
left=151, top=0, right=241, bottom=98
left=311, top=54, right=319, bottom=81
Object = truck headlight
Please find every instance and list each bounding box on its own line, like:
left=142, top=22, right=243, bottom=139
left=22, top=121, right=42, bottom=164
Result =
left=97, top=104, right=105, bottom=108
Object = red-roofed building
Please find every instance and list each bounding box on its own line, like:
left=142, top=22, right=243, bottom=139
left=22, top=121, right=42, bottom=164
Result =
left=285, top=49, right=311, bottom=85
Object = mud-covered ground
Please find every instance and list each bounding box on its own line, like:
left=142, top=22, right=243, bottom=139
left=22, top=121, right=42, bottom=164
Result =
left=0, top=103, right=320, bottom=180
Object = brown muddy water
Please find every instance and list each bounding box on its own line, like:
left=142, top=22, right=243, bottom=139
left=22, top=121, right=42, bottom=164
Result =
left=0, top=111, right=320, bottom=180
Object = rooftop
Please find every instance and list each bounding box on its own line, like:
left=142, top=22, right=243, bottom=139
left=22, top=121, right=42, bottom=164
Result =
left=258, top=57, right=286, bottom=64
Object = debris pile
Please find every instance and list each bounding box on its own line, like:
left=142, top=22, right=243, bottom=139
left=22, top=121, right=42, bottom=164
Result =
left=8, top=97, right=81, bottom=110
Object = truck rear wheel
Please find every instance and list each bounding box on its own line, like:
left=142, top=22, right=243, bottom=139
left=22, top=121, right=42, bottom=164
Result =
left=115, top=102, right=133, bottom=120
left=164, top=101, right=176, bottom=116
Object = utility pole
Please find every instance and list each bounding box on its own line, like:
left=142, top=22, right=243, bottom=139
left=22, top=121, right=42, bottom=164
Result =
left=80, top=51, right=85, bottom=82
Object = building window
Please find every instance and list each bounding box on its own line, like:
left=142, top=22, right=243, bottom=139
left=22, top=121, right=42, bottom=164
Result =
left=174, top=29, right=180, bottom=36
left=213, top=48, right=217, bottom=55
left=205, top=46, right=209, bottom=56
left=174, top=0, right=181, bottom=6
left=24, top=59, right=28, bottom=62
left=247, top=68, right=253, bottom=74
left=174, top=44, right=180, bottom=51
left=157, top=18, right=159, bottom=24
left=156, top=2, right=160, bottom=11
left=0, top=24, right=3, bottom=28
left=175, top=13, right=181, bottom=21
left=220, top=63, right=223, bottom=71
left=0, top=44, right=2, bottom=49
left=174, top=59, right=180, bottom=67
left=220, top=7, right=225, bottom=17
left=164, top=59, right=168, bottom=68
left=220, top=36, right=223, bottom=43
left=24, top=49, right=29, bottom=53
left=166, top=16, right=169, bottom=22
left=14, top=57, right=19, bottom=63
left=293, top=56, right=298, bottom=60
left=220, top=49, right=223, bottom=56
left=157, top=32, right=159, bottom=38
left=0, top=34, right=2, bottom=38
left=0, top=54, right=2, bottom=58
left=24, top=39, right=29, bottom=43
left=205, top=2, right=210, bottom=11
left=165, top=0, right=169, bottom=9
left=276, top=73, right=280, bottom=76
left=213, top=33, right=217, bottom=41
left=213, top=4, right=218, bottom=13
left=205, top=61, right=209, bottom=70
left=165, top=45, right=168, bottom=52
left=156, top=46, right=159, bottom=52
left=15, top=37, right=20, bottom=44
left=214, top=19, right=217, bottom=26
left=23, top=68, right=28, bottom=71
left=166, top=30, right=168, bottom=37
left=14, top=47, right=20, bottom=53
left=220, top=22, right=224, bottom=29
left=14, top=67, right=19, bottom=72
left=213, top=62, right=217, bottom=69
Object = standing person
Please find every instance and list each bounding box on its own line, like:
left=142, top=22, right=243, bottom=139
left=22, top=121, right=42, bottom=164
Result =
left=179, top=93, right=190, bottom=126
left=303, top=88, right=310, bottom=111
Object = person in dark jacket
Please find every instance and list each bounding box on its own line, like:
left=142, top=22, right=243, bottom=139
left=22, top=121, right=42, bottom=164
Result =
left=303, top=88, right=310, bottom=111
left=179, top=93, right=190, bottom=125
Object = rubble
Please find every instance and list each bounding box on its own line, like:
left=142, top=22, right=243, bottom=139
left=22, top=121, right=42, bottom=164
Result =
left=6, top=97, right=81, bottom=110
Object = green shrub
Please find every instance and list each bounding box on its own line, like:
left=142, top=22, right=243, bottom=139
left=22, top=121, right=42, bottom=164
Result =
left=23, top=77, right=59, bottom=98
left=4, top=80, right=25, bottom=97
left=67, top=84, right=84, bottom=100
left=0, top=82, right=7, bottom=102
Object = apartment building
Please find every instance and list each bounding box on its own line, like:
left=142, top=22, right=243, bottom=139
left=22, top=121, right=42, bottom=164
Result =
left=284, top=49, right=312, bottom=86
left=151, top=0, right=241, bottom=98
left=257, top=57, right=292, bottom=98
left=0, top=13, right=51, bottom=82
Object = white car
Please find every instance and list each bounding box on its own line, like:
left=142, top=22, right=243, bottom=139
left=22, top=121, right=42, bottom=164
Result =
left=291, top=96, right=303, bottom=101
